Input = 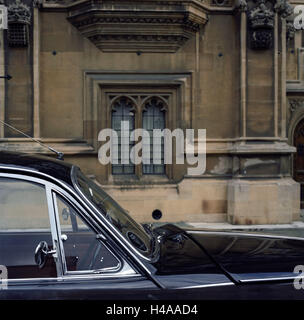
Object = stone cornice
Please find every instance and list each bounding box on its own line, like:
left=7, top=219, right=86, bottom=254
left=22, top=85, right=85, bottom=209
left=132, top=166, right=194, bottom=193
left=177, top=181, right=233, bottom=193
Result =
left=55, top=0, right=210, bottom=52
left=41, top=0, right=236, bottom=12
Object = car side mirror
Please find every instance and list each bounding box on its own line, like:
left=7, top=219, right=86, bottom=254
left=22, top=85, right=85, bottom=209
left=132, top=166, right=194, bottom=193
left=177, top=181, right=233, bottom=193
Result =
left=34, top=241, right=56, bottom=269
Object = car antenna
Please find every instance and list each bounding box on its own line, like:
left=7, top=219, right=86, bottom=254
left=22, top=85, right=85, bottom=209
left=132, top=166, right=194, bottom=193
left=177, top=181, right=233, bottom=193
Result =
left=0, top=119, right=64, bottom=160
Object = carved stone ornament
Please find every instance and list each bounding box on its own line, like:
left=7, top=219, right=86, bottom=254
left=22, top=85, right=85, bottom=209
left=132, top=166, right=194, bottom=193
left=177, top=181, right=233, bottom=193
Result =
left=59, top=0, right=209, bottom=53
left=248, top=0, right=274, bottom=49
left=274, top=0, right=293, bottom=18
left=286, top=19, right=295, bottom=44
left=236, top=0, right=248, bottom=12
left=247, top=0, right=293, bottom=50
left=289, top=99, right=304, bottom=113
left=8, top=0, right=31, bottom=25
left=33, top=0, right=43, bottom=8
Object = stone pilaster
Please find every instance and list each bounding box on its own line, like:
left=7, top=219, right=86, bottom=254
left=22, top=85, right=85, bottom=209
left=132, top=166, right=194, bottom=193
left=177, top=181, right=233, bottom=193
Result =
left=227, top=0, right=300, bottom=224
left=0, top=28, right=5, bottom=138
left=33, top=1, right=41, bottom=138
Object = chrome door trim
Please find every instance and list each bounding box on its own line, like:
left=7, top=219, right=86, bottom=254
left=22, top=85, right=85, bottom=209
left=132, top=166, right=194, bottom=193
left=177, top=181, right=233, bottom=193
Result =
left=239, top=276, right=297, bottom=283
left=177, top=282, right=235, bottom=290
left=45, top=184, right=64, bottom=277
left=188, top=230, right=304, bottom=241
left=6, top=273, right=143, bottom=287
left=50, top=190, right=68, bottom=277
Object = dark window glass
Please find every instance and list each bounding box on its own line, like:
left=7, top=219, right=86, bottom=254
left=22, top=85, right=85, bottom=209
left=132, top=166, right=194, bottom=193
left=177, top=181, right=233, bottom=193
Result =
left=111, top=97, right=135, bottom=175
left=142, top=98, right=166, bottom=174
left=7, top=23, right=28, bottom=47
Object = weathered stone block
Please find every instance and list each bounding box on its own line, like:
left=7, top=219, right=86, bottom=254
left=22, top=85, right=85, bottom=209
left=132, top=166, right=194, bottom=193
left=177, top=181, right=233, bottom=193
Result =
left=227, top=178, right=300, bottom=224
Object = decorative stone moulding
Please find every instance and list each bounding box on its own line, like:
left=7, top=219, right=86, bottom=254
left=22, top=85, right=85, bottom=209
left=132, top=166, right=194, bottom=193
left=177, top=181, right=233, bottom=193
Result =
left=245, top=0, right=293, bottom=50
left=59, top=0, right=208, bottom=53
left=8, top=0, right=31, bottom=24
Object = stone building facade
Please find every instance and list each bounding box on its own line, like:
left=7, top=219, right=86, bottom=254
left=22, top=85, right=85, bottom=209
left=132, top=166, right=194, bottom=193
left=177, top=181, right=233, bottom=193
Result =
left=0, top=0, right=303, bottom=224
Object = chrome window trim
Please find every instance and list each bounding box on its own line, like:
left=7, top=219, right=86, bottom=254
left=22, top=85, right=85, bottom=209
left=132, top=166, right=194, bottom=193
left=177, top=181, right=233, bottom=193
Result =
left=0, top=171, right=144, bottom=284
left=0, top=165, right=157, bottom=271
left=0, top=167, right=153, bottom=276
left=46, top=184, right=64, bottom=277
left=52, top=191, right=124, bottom=276
left=0, top=165, right=158, bottom=264
left=71, top=166, right=160, bottom=263
left=50, top=190, right=67, bottom=277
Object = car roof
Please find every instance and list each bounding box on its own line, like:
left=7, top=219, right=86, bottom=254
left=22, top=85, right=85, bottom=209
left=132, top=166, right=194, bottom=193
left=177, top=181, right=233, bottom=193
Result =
left=0, top=150, right=74, bottom=185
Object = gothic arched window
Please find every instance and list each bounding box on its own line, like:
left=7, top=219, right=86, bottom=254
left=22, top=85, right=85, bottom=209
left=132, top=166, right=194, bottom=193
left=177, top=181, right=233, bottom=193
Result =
left=111, top=97, right=135, bottom=175
left=142, top=98, right=166, bottom=175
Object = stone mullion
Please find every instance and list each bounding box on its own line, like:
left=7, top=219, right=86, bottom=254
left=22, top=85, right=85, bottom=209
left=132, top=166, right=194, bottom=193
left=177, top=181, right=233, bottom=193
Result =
left=135, top=95, right=142, bottom=179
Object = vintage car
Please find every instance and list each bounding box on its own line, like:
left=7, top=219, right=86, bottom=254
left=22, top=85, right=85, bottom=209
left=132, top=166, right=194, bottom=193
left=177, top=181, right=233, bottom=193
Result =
left=0, top=150, right=304, bottom=300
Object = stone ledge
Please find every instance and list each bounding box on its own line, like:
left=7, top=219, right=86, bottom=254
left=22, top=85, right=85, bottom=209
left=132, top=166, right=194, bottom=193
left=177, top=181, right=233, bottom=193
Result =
left=0, top=138, right=95, bottom=155
left=61, top=0, right=209, bottom=52
left=188, top=220, right=304, bottom=230
left=189, top=140, right=296, bottom=155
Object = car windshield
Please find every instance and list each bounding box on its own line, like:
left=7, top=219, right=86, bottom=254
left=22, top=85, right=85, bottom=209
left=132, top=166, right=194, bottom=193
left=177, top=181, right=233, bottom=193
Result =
left=73, top=168, right=154, bottom=258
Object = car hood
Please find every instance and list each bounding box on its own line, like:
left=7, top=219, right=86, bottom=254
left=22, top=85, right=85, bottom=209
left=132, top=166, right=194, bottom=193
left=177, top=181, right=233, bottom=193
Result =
left=152, top=224, right=304, bottom=282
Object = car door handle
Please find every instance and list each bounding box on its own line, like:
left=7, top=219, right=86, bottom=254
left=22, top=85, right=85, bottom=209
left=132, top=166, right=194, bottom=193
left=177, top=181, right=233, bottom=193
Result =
left=47, top=249, right=57, bottom=255
left=61, top=234, right=68, bottom=242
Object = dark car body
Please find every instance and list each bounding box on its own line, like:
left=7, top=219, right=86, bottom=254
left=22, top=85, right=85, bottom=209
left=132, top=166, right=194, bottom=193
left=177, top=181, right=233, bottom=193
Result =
left=0, top=151, right=303, bottom=300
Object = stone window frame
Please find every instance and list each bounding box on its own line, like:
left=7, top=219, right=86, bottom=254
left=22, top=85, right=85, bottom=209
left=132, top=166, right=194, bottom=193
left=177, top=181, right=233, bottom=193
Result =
left=83, top=71, right=193, bottom=183
left=110, top=94, right=168, bottom=177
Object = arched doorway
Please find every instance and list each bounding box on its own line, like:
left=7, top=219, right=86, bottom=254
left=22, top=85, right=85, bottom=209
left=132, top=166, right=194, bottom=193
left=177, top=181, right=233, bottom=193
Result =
left=293, top=118, right=304, bottom=209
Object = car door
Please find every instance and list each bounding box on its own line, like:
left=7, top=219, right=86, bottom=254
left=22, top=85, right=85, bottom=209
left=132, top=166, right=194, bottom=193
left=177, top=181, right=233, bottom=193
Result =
left=0, top=173, right=158, bottom=299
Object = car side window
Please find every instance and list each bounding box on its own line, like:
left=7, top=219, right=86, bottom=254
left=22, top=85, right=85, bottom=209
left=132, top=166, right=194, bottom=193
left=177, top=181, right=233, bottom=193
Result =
left=54, top=193, right=121, bottom=273
left=0, top=177, right=57, bottom=279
